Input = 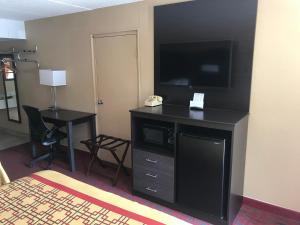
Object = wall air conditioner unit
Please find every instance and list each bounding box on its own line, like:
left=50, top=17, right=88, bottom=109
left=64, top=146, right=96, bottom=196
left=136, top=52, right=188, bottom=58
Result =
left=0, top=19, right=26, bottom=41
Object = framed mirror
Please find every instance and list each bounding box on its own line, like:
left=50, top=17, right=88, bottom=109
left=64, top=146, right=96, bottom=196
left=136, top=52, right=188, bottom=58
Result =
left=0, top=54, right=21, bottom=123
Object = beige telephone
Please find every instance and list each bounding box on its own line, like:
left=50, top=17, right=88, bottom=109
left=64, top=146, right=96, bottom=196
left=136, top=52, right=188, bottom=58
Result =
left=144, top=95, right=163, bottom=107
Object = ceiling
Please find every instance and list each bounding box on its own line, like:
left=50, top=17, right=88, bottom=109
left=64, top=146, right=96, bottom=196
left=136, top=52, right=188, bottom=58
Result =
left=0, top=0, right=143, bottom=21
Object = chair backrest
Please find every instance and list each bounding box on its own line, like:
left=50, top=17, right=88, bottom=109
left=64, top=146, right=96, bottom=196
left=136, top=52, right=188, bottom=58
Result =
left=23, top=105, right=48, bottom=142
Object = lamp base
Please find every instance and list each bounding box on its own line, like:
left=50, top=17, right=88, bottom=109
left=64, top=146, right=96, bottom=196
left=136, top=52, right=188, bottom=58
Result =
left=48, top=106, right=61, bottom=112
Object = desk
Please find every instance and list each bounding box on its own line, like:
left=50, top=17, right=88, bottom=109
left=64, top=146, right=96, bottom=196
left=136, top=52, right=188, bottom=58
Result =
left=40, top=109, right=96, bottom=172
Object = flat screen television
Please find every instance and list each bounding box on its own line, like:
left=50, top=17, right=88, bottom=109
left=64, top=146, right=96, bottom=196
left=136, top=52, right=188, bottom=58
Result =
left=158, top=40, right=233, bottom=88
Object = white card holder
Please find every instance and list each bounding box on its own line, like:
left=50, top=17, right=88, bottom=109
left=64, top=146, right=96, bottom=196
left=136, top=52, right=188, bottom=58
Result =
left=190, top=93, right=204, bottom=110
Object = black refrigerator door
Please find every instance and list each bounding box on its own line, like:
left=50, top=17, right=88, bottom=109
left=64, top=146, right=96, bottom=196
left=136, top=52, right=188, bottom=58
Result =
left=177, top=133, right=226, bottom=219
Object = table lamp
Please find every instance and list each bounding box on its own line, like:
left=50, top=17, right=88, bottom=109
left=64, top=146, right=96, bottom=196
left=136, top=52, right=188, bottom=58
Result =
left=39, top=69, right=67, bottom=111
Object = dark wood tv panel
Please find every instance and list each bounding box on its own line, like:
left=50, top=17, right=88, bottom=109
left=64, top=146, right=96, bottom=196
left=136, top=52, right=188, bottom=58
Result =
left=130, top=104, right=248, bottom=225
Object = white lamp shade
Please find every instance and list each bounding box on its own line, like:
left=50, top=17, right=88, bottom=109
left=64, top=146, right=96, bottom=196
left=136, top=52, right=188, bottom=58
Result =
left=39, top=69, right=67, bottom=86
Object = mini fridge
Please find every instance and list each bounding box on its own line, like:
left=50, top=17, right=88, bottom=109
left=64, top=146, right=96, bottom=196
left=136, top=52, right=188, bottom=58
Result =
left=177, top=133, right=227, bottom=219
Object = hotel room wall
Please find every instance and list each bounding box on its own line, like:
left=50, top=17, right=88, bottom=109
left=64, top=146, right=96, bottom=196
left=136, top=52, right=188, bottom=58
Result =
left=0, top=0, right=299, bottom=212
left=0, top=0, right=188, bottom=166
left=245, top=0, right=300, bottom=212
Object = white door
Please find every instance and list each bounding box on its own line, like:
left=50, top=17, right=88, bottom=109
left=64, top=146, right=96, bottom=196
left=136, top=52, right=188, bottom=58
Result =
left=93, top=32, right=139, bottom=166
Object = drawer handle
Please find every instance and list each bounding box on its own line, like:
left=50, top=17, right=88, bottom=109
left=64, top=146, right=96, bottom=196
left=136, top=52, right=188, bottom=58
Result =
left=145, top=173, right=158, bottom=178
left=145, top=158, right=157, bottom=164
left=145, top=187, right=157, bottom=193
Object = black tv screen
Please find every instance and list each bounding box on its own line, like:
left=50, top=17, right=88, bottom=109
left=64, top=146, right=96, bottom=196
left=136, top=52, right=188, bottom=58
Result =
left=159, top=40, right=233, bottom=88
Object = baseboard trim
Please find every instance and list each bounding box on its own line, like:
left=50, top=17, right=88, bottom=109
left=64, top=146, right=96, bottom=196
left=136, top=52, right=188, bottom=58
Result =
left=0, top=127, right=29, bottom=138
left=243, top=197, right=300, bottom=221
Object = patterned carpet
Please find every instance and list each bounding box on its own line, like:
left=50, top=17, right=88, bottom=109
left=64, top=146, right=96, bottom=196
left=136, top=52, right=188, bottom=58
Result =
left=0, top=143, right=298, bottom=225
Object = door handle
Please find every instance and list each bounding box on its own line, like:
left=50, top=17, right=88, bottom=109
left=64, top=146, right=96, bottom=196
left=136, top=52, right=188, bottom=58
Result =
left=97, top=99, right=104, bottom=105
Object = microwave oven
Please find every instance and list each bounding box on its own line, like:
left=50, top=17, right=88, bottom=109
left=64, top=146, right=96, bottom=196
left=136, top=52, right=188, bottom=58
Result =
left=142, top=124, right=174, bottom=149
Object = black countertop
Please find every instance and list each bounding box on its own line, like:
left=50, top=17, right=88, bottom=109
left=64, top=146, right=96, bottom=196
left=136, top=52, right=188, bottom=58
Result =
left=130, top=105, right=248, bottom=126
left=41, top=109, right=95, bottom=122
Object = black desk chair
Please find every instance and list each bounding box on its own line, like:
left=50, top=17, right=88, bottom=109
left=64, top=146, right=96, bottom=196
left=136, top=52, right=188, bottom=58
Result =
left=23, top=105, right=66, bottom=168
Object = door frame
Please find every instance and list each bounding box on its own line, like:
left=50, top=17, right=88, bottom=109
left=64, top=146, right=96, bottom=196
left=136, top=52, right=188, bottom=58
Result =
left=90, top=30, right=141, bottom=133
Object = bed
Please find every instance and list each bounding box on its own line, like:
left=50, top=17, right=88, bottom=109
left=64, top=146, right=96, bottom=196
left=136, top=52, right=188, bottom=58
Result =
left=0, top=162, right=10, bottom=185
left=0, top=170, right=191, bottom=225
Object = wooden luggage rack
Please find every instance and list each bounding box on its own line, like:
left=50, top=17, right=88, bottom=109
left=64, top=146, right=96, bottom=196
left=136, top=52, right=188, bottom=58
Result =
left=81, top=134, right=130, bottom=186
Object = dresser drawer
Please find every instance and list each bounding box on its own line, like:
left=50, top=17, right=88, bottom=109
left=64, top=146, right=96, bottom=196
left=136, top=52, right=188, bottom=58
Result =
left=133, top=164, right=174, bottom=187
left=133, top=149, right=175, bottom=203
left=133, top=174, right=174, bottom=203
left=133, top=148, right=174, bottom=174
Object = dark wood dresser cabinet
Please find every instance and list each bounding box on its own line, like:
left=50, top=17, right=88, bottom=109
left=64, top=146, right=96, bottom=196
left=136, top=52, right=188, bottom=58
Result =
left=130, top=105, right=248, bottom=225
